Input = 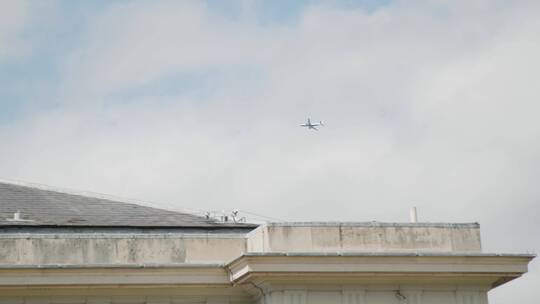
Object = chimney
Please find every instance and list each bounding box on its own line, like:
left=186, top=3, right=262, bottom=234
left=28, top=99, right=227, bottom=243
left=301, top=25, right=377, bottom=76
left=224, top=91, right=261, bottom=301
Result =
left=410, top=207, right=418, bottom=223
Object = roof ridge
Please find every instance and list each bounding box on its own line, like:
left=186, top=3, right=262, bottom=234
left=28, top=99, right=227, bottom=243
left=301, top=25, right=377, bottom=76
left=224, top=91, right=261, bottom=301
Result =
left=0, top=178, right=201, bottom=216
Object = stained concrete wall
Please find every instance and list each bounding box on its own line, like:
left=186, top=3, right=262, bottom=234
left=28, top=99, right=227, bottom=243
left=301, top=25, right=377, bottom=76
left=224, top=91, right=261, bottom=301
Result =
left=0, top=234, right=246, bottom=265
left=246, top=223, right=482, bottom=253
left=260, top=288, right=489, bottom=304
left=0, top=222, right=482, bottom=265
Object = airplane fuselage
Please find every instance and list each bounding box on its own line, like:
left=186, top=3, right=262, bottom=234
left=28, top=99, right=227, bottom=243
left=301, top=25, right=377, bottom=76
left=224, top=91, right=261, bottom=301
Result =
left=300, top=118, right=323, bottom=130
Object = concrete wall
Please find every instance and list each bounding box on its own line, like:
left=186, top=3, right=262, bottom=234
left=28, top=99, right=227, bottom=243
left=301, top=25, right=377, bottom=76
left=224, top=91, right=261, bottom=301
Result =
left=0, top=234, right=246, bottom=264
left=247, top=223, right=482, bottom=253
left=0, top=222, right=482, bottom=265
left=261, top=288, right=489, bottom=304
left=0, top=222, right=512, bottom=304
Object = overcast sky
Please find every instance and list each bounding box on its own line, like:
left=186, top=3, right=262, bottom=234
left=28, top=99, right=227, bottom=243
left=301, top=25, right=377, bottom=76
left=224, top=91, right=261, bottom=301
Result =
left=0, top=0, right=539, bottom=302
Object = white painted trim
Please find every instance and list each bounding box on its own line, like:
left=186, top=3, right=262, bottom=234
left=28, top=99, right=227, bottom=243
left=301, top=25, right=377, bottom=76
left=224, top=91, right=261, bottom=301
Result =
left=0, top=266, right=230, bottom=286
left=227, top=254, right=533, bottom=288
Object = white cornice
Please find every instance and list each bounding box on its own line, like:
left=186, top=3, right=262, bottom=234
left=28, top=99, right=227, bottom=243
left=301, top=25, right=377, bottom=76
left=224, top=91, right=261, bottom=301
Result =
left=226, top=253, right=535, bottom=288
left=0, top=253, right=534, bottom=290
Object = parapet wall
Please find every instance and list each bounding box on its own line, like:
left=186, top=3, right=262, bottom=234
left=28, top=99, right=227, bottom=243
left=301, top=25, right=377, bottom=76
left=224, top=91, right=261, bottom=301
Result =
left=246, top=222, right=482, bottom=253
left=0, top=233, right=247, bottom=265
left=0, top=222, right=482, bottom=265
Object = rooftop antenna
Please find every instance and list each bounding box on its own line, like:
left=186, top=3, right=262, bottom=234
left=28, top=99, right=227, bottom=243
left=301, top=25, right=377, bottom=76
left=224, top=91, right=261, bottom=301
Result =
left=410, top=207, right=418, bottom=223
left=230, top=210, right=246, bottom=223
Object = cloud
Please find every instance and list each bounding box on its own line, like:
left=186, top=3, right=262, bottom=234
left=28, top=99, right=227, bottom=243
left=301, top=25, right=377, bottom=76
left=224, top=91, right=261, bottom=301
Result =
left=0, top=1, right=539, bottom=303
left=59, top=1, right=281, bottom=102
left=0, top=0, right=60, bottom=63
left=0, top=0, right=30, bottom=61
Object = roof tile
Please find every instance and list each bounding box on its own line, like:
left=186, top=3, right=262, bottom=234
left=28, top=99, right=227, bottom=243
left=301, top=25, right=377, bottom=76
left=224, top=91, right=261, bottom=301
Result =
left=0, top=182, right=252, bottom=228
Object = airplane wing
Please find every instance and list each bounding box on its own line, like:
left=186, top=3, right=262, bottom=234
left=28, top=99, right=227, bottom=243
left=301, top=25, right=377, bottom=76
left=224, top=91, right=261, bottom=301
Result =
left=312, top=126, right=318, bottom=131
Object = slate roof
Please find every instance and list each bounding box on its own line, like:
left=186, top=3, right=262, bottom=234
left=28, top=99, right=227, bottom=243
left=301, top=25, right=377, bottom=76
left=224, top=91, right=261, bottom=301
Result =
left=0, top=181, right=255, bottom=228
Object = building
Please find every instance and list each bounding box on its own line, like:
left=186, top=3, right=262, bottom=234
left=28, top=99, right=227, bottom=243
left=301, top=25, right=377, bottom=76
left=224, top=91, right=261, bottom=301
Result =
left=0, top=181, right=534, bottom=304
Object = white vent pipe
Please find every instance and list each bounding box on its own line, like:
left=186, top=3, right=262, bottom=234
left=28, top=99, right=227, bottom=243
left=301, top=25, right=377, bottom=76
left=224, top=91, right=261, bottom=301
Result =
left=410, top=207, right=418, bottom=223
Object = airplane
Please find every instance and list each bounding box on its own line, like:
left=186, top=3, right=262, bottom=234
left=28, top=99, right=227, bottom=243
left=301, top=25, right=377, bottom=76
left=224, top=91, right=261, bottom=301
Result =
left=300, top=118, right=324, bottom=130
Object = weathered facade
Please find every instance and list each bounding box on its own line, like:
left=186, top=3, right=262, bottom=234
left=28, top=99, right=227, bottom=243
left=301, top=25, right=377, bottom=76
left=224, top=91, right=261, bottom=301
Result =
left=0, top=181, right=534, bottom=304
